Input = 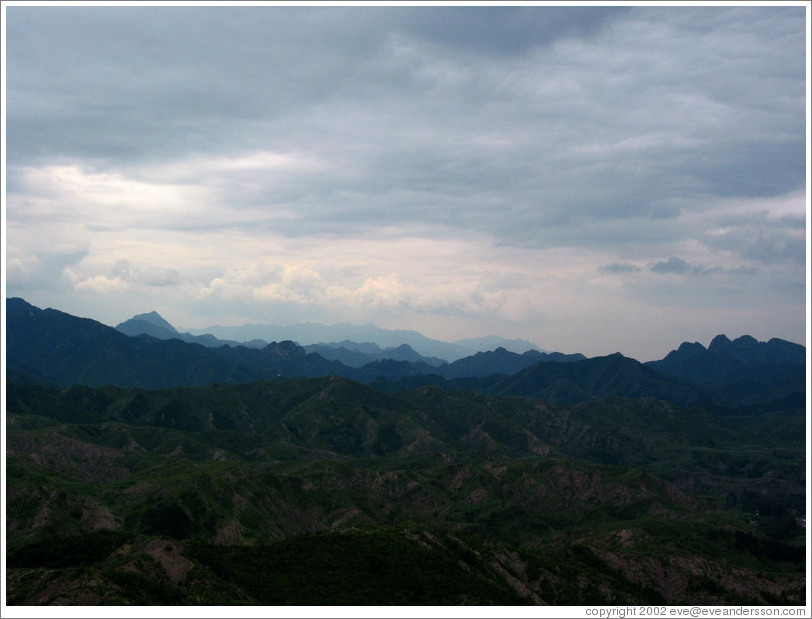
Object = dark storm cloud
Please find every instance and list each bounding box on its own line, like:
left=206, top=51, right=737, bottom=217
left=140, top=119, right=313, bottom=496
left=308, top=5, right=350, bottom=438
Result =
left=396, top=6, right=630, bottom=55
left=6, top=6, right=805, bottom=240
left=6, top=6, right=805, bottom=241
left=5, top=7, right=325, bottom=163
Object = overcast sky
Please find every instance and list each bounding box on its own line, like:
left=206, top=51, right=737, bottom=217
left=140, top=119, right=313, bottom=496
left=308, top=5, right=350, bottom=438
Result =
left=3, top=3, right=808, bottom=361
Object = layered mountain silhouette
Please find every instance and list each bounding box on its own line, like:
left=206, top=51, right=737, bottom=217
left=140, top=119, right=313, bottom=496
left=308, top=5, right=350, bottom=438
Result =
left=7, top=299, right=558, bottom=389
left=185, top=319, right=541, bottom=361
left=116, top=309, right=541, bottom=367
left=303, top=341, right=447, bottom=367
left=7, top=298, right=343, bottom=389
left=116, top=311, right=266, bottom=349
left=436, top=347, right=585, bottom=378
left=117, top=310, right=178, bottom=335
left=6, top=297, right=805, bottom=414
left=646, top=334, right=805, bottom=382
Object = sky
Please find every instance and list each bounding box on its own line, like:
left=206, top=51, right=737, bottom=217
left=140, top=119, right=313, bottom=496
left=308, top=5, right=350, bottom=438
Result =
left=2, top=2, right=809, bottom=362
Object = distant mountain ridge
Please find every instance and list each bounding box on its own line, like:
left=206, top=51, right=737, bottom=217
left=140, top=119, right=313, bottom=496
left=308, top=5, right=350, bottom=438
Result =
left=6, top=298, right=804, bottom=416
left=436, top=347, right=585, bottom=379
left=116, top=309, right=543, bottom=361
left=303, top=342, right=447, bottom=368
left=645, top=334, right=805, bottom=383
left=186, top=320, right=541, bottom=361
left=116, top=312, right=263, bottom=349
left=6, top=298, right=343, bottom=389
left=116, top=310, right=515, bottom=367
left=6, top=299, right=561, bottom=391
left=119, top=311, right=178, bottom=334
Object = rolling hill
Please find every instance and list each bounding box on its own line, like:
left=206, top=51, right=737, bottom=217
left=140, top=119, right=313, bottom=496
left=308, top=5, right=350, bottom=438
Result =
left=5, top=376, right=806, bottom=605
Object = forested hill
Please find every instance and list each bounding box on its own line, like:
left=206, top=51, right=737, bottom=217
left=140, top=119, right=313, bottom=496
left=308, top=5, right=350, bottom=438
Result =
left=5, top=375, right=807, bottom=604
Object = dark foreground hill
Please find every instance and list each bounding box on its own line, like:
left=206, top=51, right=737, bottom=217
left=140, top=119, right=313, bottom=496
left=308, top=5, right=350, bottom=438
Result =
left=647, top=334, right=806, bottom=382
left=372, top=350, right=805, bottom=414
left=5, top=376, right=806, bottom=605
left=645, top=335, right=807, bottom=413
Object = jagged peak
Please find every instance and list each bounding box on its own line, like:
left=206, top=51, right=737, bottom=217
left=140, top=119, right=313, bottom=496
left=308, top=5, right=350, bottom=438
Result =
left=708, top=334, right=732, bottom=350
left=119, top=311, right=178, bottom=333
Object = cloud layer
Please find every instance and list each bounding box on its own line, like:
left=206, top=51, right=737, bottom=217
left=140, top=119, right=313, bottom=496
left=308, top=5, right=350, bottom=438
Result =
left=4, top=5, right=807, bottom=360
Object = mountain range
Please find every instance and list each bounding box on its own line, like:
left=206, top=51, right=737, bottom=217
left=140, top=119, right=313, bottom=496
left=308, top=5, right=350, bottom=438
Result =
left=183, top=318, right=542, bottom=361
left=4, top=296, right=808, bottom=606
left=647, top=333, right=807, bottom=383
left=7, top=298, right=804, bottom=415
left=115, top=309, right=544, bottom=363
left=302, top=341, right=447, bottom=367
left=116, top=312, right=271, bottom=350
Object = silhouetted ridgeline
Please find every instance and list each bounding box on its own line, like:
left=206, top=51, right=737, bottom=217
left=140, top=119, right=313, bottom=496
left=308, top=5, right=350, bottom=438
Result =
left=6, top=298, right=805, bottom=414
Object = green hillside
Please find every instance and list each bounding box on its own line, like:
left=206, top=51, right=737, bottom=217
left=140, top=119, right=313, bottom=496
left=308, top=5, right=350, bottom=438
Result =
left=5, top=376, right=806, bottom=605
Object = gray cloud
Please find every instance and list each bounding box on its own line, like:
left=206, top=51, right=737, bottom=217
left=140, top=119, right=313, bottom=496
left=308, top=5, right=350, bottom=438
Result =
left=6, top=246, right=89, bottom=292
left=650, top=256, right=703, bottom=275
left=396, top=7, right=630, bottom=56
left=648, top=257, right=761, bottom=278
left=602, top=263, right=641, bottom=274
left=112, top=260, right=185, bottom=287
left=700, top=211, right=806, bottom=265
left=4, top=6, right=807, bottom=359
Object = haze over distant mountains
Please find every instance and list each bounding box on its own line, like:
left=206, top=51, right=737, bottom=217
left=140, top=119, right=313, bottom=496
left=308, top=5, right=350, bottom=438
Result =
left=183, top=320, right=542, bottom=361
left=117, top=309, right=545, bottom=364
left=115, top=312, right=264, bottom=350
left=7, top=298, right=805, bottom=415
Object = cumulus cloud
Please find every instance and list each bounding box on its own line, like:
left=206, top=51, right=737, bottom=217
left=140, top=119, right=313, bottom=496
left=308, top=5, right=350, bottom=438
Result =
left=74, top=274, right=130, bottom=295
left=189, top=252, right=537, bottom=326
left=113, top=260, right=185, bottom=287
left=5, top=244, right=89, bottom=292
left=74, top=259, right=185, bottom=294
